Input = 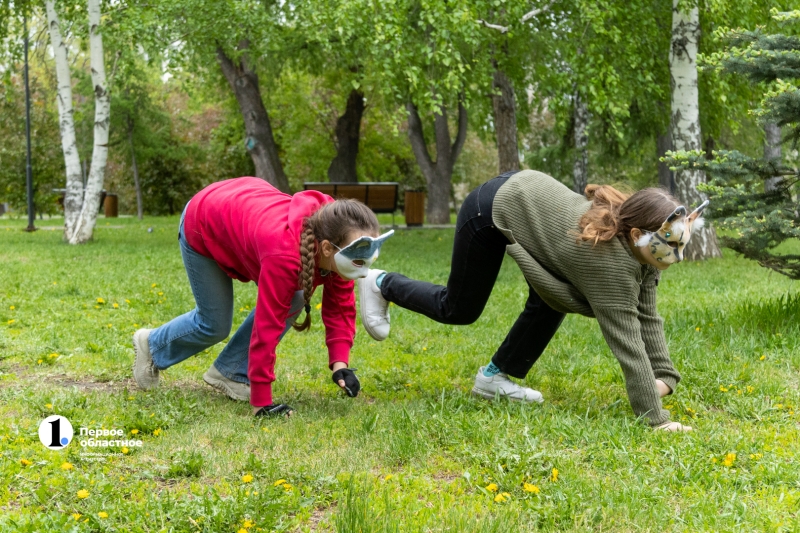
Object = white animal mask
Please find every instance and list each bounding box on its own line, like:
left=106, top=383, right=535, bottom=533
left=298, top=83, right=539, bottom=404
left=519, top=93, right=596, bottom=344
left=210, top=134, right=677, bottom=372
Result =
left=635, top=200, right=709, bottom=264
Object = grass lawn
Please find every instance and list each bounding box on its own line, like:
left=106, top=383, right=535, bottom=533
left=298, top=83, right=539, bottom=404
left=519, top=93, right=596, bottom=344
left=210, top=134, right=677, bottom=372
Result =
left=1, top=216, right=799, bottom=532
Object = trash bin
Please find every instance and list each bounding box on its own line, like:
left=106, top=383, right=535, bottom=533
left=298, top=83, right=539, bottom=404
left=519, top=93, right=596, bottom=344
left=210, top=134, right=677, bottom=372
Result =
left=404, top=190, right=425, bottom=227
left=104, top=193, right=118, bottom=218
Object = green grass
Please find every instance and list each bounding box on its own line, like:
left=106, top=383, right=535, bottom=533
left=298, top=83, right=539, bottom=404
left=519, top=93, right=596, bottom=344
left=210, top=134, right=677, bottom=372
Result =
left=0, top=216, right=799, bottom=532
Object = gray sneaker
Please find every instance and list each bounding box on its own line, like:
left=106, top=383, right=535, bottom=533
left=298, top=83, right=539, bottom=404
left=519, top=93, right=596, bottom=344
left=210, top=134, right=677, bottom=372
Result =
left=203, top=365, right=251, bottom=402
left=132, top=329, right=159, bottom=389
left=471, top=366, right=543, bottom=403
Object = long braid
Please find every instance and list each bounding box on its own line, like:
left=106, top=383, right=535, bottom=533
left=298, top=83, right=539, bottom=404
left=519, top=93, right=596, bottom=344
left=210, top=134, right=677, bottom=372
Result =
left=293, top=221, right=316, bottom=331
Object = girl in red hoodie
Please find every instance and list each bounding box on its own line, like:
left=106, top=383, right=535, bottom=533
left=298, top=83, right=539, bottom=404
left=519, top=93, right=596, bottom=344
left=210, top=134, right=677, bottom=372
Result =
left=131, top=177, right=384, bottom=417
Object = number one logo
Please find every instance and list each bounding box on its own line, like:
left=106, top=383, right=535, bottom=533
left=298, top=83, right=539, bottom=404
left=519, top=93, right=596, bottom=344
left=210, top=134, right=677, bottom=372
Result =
left=39, top=415, right=74, bottom=450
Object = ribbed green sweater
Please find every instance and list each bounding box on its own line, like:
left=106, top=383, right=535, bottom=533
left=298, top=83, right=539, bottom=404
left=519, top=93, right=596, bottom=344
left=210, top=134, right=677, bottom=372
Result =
left=492, top=170, right=680, bottom=426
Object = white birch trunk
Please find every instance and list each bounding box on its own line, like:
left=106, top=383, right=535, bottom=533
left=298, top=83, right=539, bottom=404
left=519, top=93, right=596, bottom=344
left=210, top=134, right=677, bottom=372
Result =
left=68, top=0, right=110, bottom=244
left=572, top=92, right=589, bottom=194
left=669, top=0, right=721, bottom=260
left=45, top=1, right=83, bottom=240
left=764, top=122, right=782, bottom=192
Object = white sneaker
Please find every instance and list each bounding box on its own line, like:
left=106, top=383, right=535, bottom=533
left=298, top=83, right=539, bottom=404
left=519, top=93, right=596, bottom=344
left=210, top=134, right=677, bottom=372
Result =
left=358, top=269, right=390, bottom=341
left=202, top=365, right=251, bottom=402
left=132, top=329, right=159, bottom=389
left=471, top=366, right=543, bottom=403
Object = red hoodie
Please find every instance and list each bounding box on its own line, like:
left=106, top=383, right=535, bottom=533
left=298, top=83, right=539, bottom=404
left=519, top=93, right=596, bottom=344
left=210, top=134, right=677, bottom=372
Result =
left=182, top=177, right=355, bottom=406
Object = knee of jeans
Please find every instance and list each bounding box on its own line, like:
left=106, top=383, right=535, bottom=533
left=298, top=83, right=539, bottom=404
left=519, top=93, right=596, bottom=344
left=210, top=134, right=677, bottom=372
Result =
left=446, top=307, right=482, bottom=325
left=197, top=319, right=231, bottom=344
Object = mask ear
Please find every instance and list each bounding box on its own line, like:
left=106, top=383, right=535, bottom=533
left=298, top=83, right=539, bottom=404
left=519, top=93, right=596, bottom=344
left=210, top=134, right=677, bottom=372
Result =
left=687, top=200, right=709, bottom=223
left=659, top=206, right=687, bottom=233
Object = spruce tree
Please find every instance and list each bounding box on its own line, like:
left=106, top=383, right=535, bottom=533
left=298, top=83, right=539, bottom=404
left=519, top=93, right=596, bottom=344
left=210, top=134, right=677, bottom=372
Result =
left=665, top=9, right=800, bottom=279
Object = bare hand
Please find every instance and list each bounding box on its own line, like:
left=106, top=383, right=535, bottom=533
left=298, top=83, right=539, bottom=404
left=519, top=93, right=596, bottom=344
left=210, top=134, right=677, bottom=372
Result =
left=655, top=421, right=692, bottom=432
left=656, top=379, right=672, bottom=398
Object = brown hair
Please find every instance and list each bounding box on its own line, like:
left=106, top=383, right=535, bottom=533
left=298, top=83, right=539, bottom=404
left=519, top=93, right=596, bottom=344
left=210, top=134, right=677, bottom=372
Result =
left=293, top=199, right=380, bottom=331
left=577, top=184, right=680, bottom=245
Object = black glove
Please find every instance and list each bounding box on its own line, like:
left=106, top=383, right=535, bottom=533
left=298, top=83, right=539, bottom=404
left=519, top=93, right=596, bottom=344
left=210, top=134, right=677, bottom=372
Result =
left=332, top=368, right=360, bottom=397
left=254, top=404, right=293, bottom=417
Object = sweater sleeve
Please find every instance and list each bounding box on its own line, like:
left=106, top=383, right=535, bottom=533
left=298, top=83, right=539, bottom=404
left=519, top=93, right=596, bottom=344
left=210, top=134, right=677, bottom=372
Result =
left=249, top=257, right=298, bottom=407
left=321, top=273, right=356, bottom=368
left=637, top=275, right=681, bottom=393
left=592, top=305, right=671, bottom=426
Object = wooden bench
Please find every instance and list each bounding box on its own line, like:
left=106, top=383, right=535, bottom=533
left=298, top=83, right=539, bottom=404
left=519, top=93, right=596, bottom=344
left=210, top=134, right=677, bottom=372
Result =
left=303, top=182, right=399, bottom=226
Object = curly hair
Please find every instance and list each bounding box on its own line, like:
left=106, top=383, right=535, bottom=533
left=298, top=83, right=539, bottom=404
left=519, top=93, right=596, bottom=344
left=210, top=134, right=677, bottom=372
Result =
left=577, top=184, right=680, bottom=245
left=293, top=199, right=380, bottom=331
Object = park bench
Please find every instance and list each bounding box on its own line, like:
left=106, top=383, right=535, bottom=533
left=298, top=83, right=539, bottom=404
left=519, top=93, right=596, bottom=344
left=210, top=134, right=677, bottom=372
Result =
left=303, top=182, right=400, bottom=226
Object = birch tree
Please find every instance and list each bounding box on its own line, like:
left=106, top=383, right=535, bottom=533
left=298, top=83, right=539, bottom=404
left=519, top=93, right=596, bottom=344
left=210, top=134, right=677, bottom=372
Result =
left=669, top=0, right=721, bottom=260
left=45, top=0, right=83, bottom=238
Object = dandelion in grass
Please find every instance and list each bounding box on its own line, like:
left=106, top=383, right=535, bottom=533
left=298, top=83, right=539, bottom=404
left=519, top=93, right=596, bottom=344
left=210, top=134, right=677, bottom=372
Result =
left=551, top=468, right=559, bottom=482
left=151, top=283, right=157, bottom=288
left=384, top=474, right=393, bottom=481
left=121, top=447, right=129, bottom=454
left=153, top=428, right=162, bottom=436
left=98, top=512, right=108, bottom=519
left=9, top=306, right=14, bottom=310
left=77, top=489, right=89, bottom=499
left=695, top=327, right=700, bottom=332
left=722, top=453, right=736, bottom=467
left=238, top=529, right=248, bottom=533
left=20, top=458, right=32, bottom=466
left=158, top=292, right=164, bottom=296
left=72, top=513, right=81, bottom=521
left=243, top=519, right=255, bottom=528
left=8, top=319, right=15, bottom=325
left=760, top=355, right=766, bottom=361
left=96, top=298, right=105, bottom=304
left=273, top=479, right=286, bottom=486
left=283, top=484, right=293, bottom=491
left=45, top=403, right=53, bottom=409
left=37, top=359, right=42, bottom=365
left=242, top=474, right=254, bottom=483
left=61, top=462, right=73, bottom=471
left=494, top=493, right=510, bottom=503
left=130, top=429, right=139, bottom=435
left=719, top=385, right=729, bottom=392
left=112, top=303, right=119, bottom=309
left=125, top=299, right=131, bottom=304
left=523, top=483, right=540, bottom=494
left=485, top=483, right=498, bottom=492
left=315, top=303, right=322, bottom=310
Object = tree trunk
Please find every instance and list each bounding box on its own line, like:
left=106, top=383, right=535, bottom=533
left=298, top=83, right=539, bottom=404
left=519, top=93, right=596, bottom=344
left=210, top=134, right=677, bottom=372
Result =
left=128, top=118, right=143, bottom=220
left=764, top=122, right=782, bottom=192
left=406, top=100, right=467, bottom=224
left=216, top=45, right=290, bottom=193
left=492, top=69, right=519, bottom=173
left=656, top=131, right=675, bottom=193
left=66, top=0, right=110, bottom=244
left=45, top=1, right=83, bottom=240
left=572, top=92, right=589, bottom=194
left=669, top=0, right=721, bottom=260
left=327, top=89, right=364, bottom=183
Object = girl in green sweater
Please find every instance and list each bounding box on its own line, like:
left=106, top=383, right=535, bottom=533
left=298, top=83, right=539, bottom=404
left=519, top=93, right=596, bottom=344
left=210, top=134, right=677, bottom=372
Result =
left=358, top=170, right=707, bottom=431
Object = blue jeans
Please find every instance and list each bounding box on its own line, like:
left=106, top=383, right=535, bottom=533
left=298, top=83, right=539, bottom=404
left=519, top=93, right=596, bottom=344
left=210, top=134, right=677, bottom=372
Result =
left=148, top=206, right=305, bottom=384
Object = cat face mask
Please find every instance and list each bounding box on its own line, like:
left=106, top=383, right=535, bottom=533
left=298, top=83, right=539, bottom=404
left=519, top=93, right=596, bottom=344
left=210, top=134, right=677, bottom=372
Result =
left=332, top=230, right=395, bottom=280
left=635, top=200, right=709, bottom=265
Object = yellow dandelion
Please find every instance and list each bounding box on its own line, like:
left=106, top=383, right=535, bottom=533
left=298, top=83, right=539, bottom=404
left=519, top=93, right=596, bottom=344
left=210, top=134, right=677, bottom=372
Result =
left=238, top=529, right=248, bottom=533
left=493, top=493, right=506, bottom=503
left=8, top=319, right=16, bottom=325
left=384, top=474, right=394, bottom=481
left=695, top=327, right=700, bottom=332
left=157, top=292, right=164, bottom=296
left=61, top=462, right=73, bottom=471
left=107, top=324, right=113, bottom=328
left=760, top=355, right=766, bottom=361
left=49, top=353, right=59, bottom=358
left=45, top=403, right=53, bottom=409
left=37, top=359, right=43, bottom=365
left=315, top=303, right=322, bottom=310
left=283, top=484, right=293, bottom=490
left=711, top=457, right=718, bottom=463
left=151, top=283, right=157, bottom=288
left=96, top=298, right=105, bottom=304
left=125, top=299, right=131, bottom=304
left=523, top=483, right=540, bottom=494
left=719, top=385, right=729, bottom=392
left=722, top=453, right=736, bottom=467
left=98, top=512, right=108, bottom=519
left=153, top=428, right=162, bottom=436
left=72, top=513, right=81, bottom=521
left=775, top=403, right=784, bottom=409
left=112, top=303, right=119, bottom=309
left=273, top=479, right=287, bottom=486
left=121, top=447, right=129, bottom=454
left=9, top=305, right=14, bottom=310
left=243, top=519, right=255, bottom=528
left=485, top=483, right=498, bottom=492
left=20, top=458, right=32, bottom=466
left=77, top=489, right=89, bottom=499
left=551, top=468, right=559, bottom=482
left=746, top=386, right=754, bottom=393
left=130, top=429, right=139, bottom=435
left=242, top=474, right=254, bottom=483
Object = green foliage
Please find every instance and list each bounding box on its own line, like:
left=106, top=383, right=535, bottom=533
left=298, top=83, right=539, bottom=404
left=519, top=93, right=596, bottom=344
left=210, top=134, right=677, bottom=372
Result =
left=667, top=10, right=800, bottom=279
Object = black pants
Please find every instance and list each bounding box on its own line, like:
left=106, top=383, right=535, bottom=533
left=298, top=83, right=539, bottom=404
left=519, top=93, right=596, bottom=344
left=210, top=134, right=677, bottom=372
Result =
left=381, top=173, right=566, bottom=378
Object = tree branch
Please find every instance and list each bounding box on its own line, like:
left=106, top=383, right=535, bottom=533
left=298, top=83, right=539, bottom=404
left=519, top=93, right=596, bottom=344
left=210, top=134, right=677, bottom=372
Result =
left=478, top=2, right=554, bottom=33
left=406, top=102, right=435, bottom=179
left=451, top=96, right=468, bottom=164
